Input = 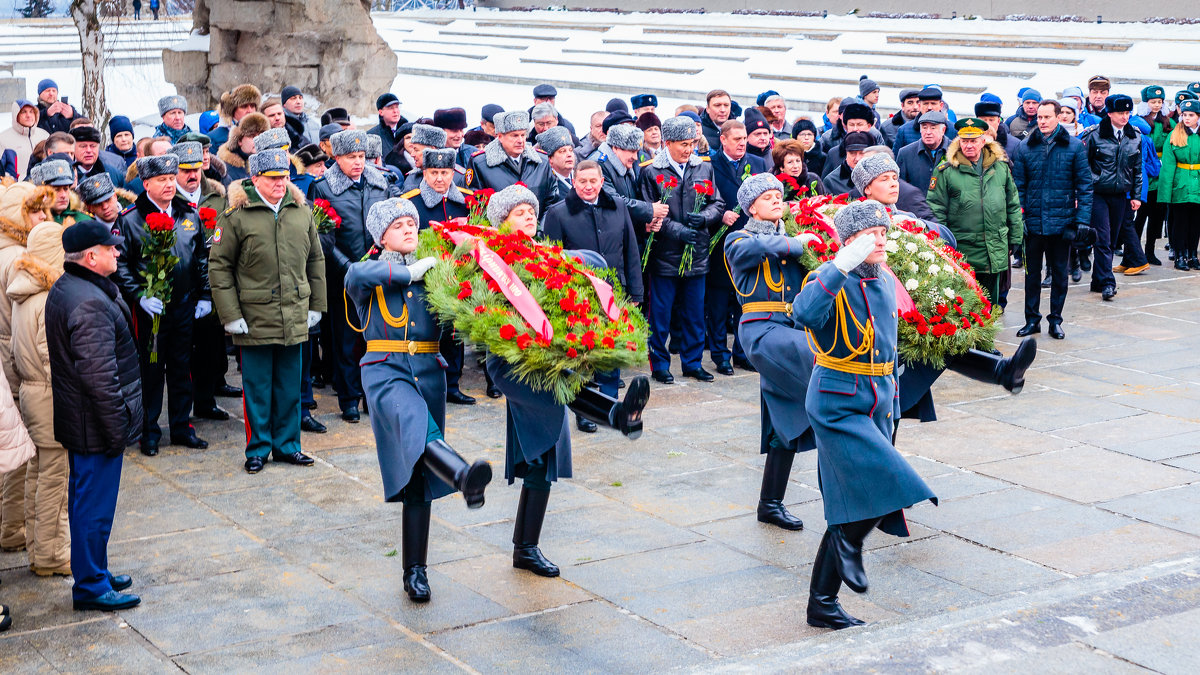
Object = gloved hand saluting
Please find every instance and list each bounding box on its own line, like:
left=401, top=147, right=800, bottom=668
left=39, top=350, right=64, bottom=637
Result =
left=224, top=318, right=249, bottom=335
left=407, top=257, right=438, bottom=282
left=832, top=233, right=878, bottom=274
left=139, top=296, right=164, bottom=316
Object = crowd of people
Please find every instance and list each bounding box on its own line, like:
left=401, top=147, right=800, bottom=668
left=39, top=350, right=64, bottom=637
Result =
left=0, top=67, right=1196, bottom=631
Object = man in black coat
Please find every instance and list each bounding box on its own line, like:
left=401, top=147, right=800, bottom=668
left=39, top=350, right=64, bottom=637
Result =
left=823, top=131, right=873, bottom=196
left=707, top=119, right=759, bottom=374
left=113, top=155, right=209, bottom=456
left=542, top=160, right=644, bottom=429
left=308, top=130, right=396, bottom=421
left=466, top=110, right=553, bottom=209
left=47, top=221, right=143, bottom=612
left=700, top=90, right=733, bottom=150
left=367, top=93, right=410, bottom=160
left=896, top=110, right=949, bottom=194
left=1013, top=100, right=1094, bottom=339
left=588, top=124, right=665, bottom=233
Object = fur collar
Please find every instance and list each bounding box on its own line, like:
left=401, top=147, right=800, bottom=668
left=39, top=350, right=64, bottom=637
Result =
left=218, top=145, right=248, bottom=170
left=651, top=149, right=703, bottom=170
left=1097, top=116, right=1139, bottom=141
left=743, top=218, right=783, bottom=236
left=0, top=215, right=31, bottom=247
left=227, top=180, right=305, bottom=210
left=124, top=162, right=139, bottom=184
left=322, top=163, right=389, bottom=195
left=379, top=250, right=418, bottom=266
left=201, top=178, right=226, bottom=199
left=595, top=142, right=627, bottom=176
left=419, top=179, right=465, bottom=208
left=113, top=187, right=139, bottom=207
left=483, top=138, right=543, bottom=168
left=945, top=138, right=1007, bottom=171
left=564, top=186, right=616, bottom=215
left=10, top=252, right=60, bottom=298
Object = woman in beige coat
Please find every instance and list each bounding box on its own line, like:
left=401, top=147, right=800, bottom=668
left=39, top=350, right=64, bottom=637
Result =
left=0, top=325, right=35, bottom=631
left=9, top=221, right=69, bottom=575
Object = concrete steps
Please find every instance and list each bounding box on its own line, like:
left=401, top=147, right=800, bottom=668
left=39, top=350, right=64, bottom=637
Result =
left=887, top=34, right=1132, bottom=51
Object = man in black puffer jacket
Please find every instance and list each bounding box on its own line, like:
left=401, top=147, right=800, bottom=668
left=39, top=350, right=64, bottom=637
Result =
left=47, top=221, right=143, bottom=612
left=1013, top=100, right=1094, bottom=339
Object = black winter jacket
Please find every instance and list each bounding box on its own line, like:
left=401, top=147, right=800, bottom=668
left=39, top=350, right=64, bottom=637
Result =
left=1013, top=124, right=1094, bottom=237
left=637, top=154, right=725, bottom=278
left=307, top=164, right=396, bottom=275
left=465, top=140, right=554, bottom=211
left=113, top=193, right=209, bottom=311
left=368, top=114, right=410, bottom=161
left=1080, top=118, right=1144, bottom=196
left=588, top=144, right=655, bottom=227
left=46, top=263, right=143, bottom=455
left=542, top=188, right=645, bottom=302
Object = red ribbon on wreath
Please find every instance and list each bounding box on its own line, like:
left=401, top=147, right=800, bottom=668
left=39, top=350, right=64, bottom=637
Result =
left=447, top=230, right=554, bottom=340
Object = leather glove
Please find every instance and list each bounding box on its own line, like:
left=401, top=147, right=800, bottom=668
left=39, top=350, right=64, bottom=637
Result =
left=224, top=318, right=249, bottom=335
left=793, top=233, right=821, bottom=249
left=139, top=296, right=164, bottom=316
left=306, top=311, right=322, bottom=329
left=1061, top=227, right=1077, bottom=244
left=683, top=227, right=705, bottom=247
left=194, top=299, right=212, bottom=319
left=684, top=212, right=706, bottom=228
left=832, top=234, right=876, bottom=274
left=406, top=256, right=438, bottom=282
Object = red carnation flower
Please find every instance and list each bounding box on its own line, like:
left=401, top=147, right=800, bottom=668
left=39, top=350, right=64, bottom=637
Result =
left=516, top=333, right=532, bottom=350
left=601, top=336, right=615, bottom=349
left=457, top=282, right=472, bottom=300
left=499, top=324, right=517, bottom=340
left=567, top=347, right=578, bottom=358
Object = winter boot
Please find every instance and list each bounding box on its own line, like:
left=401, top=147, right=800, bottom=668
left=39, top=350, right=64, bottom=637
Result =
left=827, top=518, right=881, bottom=594
left=806, top=530, right=866, bottom=630
left=423, top=439, right=492, bottom=509
left=402, top=503, right=431, bottom=603
left=512, top=488, right=559, bottom=577
left=756, top=448, right=804, bottom=530
left=949, top=337, right=1037, bottom=394
left=567, top=376, right=650, bottom=439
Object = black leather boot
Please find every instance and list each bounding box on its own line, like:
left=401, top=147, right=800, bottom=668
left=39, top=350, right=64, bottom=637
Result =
left=827, top=517, right=881, bottom=594
left=566, top=376, right=650, bottom=439
left=948, top=337, right=1037, bottom=394
left=512, top=488, right=559, bottom=577
left=756, top=448, right=803, bottom=530
left=402, top=503, right=431, bottom=603
left=423, top=439, right=492, bottom=509
left=807, top=530, right=866, bottom=630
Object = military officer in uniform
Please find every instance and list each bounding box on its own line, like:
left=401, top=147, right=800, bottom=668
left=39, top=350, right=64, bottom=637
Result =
left=345, top=198, right=492, bottom=603
left=399, top=147, right=475, bottom=405
left=210, top=149, right=326, bottom=473
left=466, top=110, right=554, bottom=211
left=113, top=155, right=209, bottom=456
left=30, top=159, right=90, bottom=226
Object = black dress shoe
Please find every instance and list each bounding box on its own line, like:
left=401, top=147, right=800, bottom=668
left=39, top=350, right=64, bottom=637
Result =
left=1146, top=251, right=1162, bottom=266
left=757, top=500, right=804, bottom=530
left=272, top=451, right=315, bottom=466
left=1041, top=274, right=1052, bottom=288
left=170, top=432, right=208, bottom=449
left=109, top=574, right=132, bottom=592
left=1070, top=267, right=1082, bottom=282
left=716, top=361, right=734, bottom=376
left=140, top=440, right=158, bottom=457
left=651, top=370, right=674, bottom=384
left=301, top=416, right=327, bottom=434
left=1079, top=256, right=1092, bottom=272
left=341, top=405, right=360, bottom=423
left=617, top=378, right=626, bottom=389
left=215, top=384, right=242, bottom=398
left=513, top=545, right=560, bottom=577
left=312, top=375, right=326, bottom=389
left=1102, top=286, right=1117, bottom=301
left=244, top=457, right=264, bottom=474
left=733, top=356, right=757, bottom=372
left=1048, top=323, right=1065, bottom=340
left=486, top=386, right=503, bottom=399
left=193, top=405, right=230, bottom=421
left=1175, top=258, right=1190, bottom=271
left=1190, top=257, right=1200, bottom=271
left=446, top=389, right=476, bottom=405
left=576, top=416, right=598, bottom=432
left=302, top=400, right=318, bottom=410
left=73, top=590, right=140, bottom=611
left=683, top=367, right=715, bottom=382
left=1015, top=321, right=1040, bottom=337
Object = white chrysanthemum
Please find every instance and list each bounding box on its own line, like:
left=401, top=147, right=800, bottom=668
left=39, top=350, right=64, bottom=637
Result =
left=889, top=230, right=903, bottom=239
left=884, top=240, right=899, bottom=253
left=944, top=287, right=957, bottom=299
left=907, top=261, right=919, bottom=272
left=918, top=251, right=935, bottom=261
left=927, top=264, right=941, bottom=275
left=904, top=278, right=919, bottom=291
left=905, top=242, right=919, bottom=253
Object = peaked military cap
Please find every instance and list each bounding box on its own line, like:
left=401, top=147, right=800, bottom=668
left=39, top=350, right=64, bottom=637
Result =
left=169, top=141, right=204, bottom=169
left=954, top=117, right=988, bottom=139
left=30, top=159, right=74, bottom=187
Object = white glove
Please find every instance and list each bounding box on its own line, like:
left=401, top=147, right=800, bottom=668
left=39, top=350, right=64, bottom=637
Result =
left=139, top=296, right=164, bottom=316
left=194, top=299, right=212, bottom=319
left=406, top=256, right=438, bottom=282
left=832, top=234, right=877, bottom=274
left=224, top=318, right=249, bottom=335
left=307, top=311, right=322, bottom=329
left=793, top=233, right=821, bottom=249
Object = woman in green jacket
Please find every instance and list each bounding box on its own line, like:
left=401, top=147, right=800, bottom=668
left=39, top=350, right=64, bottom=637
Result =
left=1137, top=86, right=1173, bottom=265
left=1160, top=99, right=1200, bottom=271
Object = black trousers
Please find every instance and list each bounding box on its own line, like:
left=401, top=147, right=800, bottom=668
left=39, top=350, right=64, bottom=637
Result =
left=135, top=303, right=195, bottom=444
left=1024, top=232, right=1071, bottom=325
left=439, top=326, right=466, bottom=391
left=1133, top=189, right=1168, bottom=252
left=327, top=277, right=364, bottom=409
left=190, top=312, right=228, bottom=410
left=703, top=268, right=743, bottom=366
left=1169, top=203, right=1200, bottom=257
left=1091, top=192, right=1145, bottom=290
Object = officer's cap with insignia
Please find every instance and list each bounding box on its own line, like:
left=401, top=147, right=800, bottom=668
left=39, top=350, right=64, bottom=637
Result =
left=366, top=198, right=420, bottom=247
left=1104, top=94, right=1134, bottom=113
left=179, top=131, right=211, bottom=148
left=30, top=159, right=74, bottom=187
left=365, top=134, right=383, bottom=160
left=411, top=123, right=446, bottom=148
left=953, top=117, right=988, bottom=139
left=137, top=154, right=180, bottom=181
left=606, top=124, right=644, bottom=151
left=78, top=173, right=116, bottom=205
left=833, top=199, right=892, bottom=243
left=536, top=126, right=573, bottom=156
left=330, top=130, right=369, bottom=157
left=253, top=128, right=290, bottom=154
left=736, top=173, right=783, bottom=214
left=493, top=110, right=530, bottom=135
left=169, top=141, right=205, bottom=169
left=1180, top=99, right=1200, bottom=115
left=248, top=149, right=291, bottom=177
left=422, top=148, right=457, bottom=170
left=1141, top=86, right=1165, bottom=103
left=631, top=93, right=657, bottom=109
left=661, top=116, right=698, bottom=143
left=157, top=94, right=187, bottom=117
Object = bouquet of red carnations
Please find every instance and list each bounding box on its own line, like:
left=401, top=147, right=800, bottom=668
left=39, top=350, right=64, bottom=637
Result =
left=141, top=212, right=180, bottom=363
left=312, top=198, right=341, bottom=234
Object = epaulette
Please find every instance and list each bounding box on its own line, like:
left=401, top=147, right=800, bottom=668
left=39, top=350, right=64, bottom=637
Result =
left=471, top=149, right=485, bottom=157
left=934, top=161, right=949, bottom=171
left=457, top=186, right=474, bottom=195
left=223, top=206, right=237, bottom=217
left=596, top=152, right=608, bottom=163
left=119, top=204, right=136, bottom=216
left=455, top=164, right=466, bottom=174
left=401, top=188, right=420, bottom=199
left=700, top=156, right=711, bottom=162
left=639, top=159, right=654, bottom=167
left=536, top=148, right=548, bottom=155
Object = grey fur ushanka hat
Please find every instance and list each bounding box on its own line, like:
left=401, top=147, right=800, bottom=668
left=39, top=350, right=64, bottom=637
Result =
left=253, top=128, right=290, bottom=153
left=422, top=148, right=457, bottom=170
left=411, top=123, right=447, bottom=148
left=536, top=126, right=573, bottom=156
left=736, top=173, right=783, bottom=213
left=661, top=116, right=698, bottom=142
left=366, top=198, right=420, bottom=246
left=330, top=130, right=370, bottom=156
left=833, top=199, right=891, bottom=242
left=851, top=153, right=900, bottom=194
left=158, top=95, right=187, bottom=116
left=486, top=184, right=539, bottom=227
left=136, top=154, right=180, bottom=181
left=493, top=110, right=530, bottom=135
left=606, top=124, right=644, bottom=151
